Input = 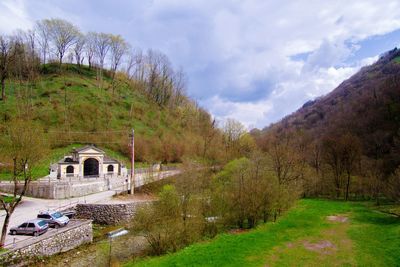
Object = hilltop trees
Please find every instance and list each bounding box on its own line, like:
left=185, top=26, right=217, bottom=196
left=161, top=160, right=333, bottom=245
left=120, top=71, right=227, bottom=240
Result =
left=45, top=19, right=80, bottom=65
left=73, top=33, right=86, bottom=67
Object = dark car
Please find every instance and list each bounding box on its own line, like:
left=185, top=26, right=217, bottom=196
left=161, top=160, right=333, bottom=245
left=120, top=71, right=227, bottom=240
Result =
left=37, top=211, right=69, bottom=228
left=9, top=219, right=48, bottom=236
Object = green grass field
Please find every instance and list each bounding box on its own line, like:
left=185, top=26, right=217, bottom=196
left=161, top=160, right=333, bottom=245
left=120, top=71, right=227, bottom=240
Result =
left=126, top=199, right=400, bottom=267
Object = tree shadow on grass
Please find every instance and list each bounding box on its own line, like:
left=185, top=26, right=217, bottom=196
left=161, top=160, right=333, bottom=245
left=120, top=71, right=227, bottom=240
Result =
left=352, top=210, right=400, bottom=226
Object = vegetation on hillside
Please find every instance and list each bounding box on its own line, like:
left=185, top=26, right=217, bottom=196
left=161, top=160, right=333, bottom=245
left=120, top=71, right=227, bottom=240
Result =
left=252, top=48, right=400, bottom=203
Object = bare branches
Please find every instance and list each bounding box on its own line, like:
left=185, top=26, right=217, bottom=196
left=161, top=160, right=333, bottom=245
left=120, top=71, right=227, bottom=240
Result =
left=45, top=18, right=80, bottom=65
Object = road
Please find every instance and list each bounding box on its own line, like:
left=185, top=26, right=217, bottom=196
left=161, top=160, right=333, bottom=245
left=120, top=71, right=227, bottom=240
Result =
left=0, top=170, right=180, bottom=247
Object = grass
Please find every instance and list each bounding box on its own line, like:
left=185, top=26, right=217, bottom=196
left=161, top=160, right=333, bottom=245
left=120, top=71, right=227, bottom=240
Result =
left=393, top=56, right=400, bottom=64
left=125, top=199, right=400, bottom=267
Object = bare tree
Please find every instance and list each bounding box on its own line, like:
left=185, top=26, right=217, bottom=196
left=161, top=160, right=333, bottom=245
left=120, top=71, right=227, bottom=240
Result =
left=322, top=136, right=344, bottom=198
left=109, top=34, right=128, bottom=79
left=341, top=134, right=361, bottom=201
left=73, top=33, right=86, bottom=67
left=47, top=18, right=79, bottom=65
left=222, top=118, right=246, bottom=159
left=85, top=32, right=96, bottom=70
left=94, top=32, right=111, bottom=69
left=93, top=32, right=111, bottom=88
left=35, top=19, right=51, bottom=64
left=0, top=119, right=48, bottom=247
left=0, top=35, right=12, bottom=101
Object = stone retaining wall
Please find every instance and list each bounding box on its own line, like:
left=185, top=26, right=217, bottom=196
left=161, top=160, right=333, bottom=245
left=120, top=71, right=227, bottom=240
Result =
left=0, top=178, right=127, bottom=199
left=0, top=220, right=93, bottom=266
left=76, top=201, right=153, bottom=225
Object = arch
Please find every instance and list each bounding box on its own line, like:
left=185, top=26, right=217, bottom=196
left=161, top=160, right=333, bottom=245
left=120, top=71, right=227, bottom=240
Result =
left=84, top=158, right=99, bottom=177
left=107, top=165, right=114, bottom=173
left=66, top=165, right=74, bottom=174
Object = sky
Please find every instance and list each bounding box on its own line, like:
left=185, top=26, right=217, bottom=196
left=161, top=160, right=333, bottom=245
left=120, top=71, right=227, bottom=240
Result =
left=1, top=0, right=400, bottom=129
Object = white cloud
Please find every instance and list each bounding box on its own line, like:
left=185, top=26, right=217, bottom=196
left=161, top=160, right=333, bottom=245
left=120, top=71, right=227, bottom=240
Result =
left=0, top=0, right=399, bottom=128
left=0, top=0, right=31, bottom=33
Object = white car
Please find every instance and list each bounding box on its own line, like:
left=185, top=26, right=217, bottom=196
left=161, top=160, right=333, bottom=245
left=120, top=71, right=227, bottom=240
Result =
left=37, top=211, right=70, bottom=228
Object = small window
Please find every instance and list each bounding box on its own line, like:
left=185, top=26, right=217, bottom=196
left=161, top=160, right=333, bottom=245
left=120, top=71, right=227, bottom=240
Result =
left=27, top=223, right=35, bottom=228
left=65, top=157, right=73, bottom=162
left=107, top=165, right=114, bottom=172
left=66, top=165, right=74, bottom=174
left=20, top=223, right=28, bottom=228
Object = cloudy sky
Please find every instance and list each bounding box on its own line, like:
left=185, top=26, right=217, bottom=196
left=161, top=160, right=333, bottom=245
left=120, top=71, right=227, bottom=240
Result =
left=1, top=0, right=400, bottom=129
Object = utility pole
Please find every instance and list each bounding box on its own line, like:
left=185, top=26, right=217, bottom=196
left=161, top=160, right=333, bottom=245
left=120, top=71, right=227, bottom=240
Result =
left=130, top=128, right=135, bottom=195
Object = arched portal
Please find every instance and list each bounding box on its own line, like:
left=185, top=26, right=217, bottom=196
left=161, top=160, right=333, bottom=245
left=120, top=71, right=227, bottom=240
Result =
left=84, top=158, right=99, bottom=177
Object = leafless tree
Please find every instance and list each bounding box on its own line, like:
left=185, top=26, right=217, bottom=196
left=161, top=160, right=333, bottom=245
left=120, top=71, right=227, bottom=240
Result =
left=341, top=134, right=361, bottom=201
left=74, top=33, right=86, bottom=67
left=94, top=32, right=111, bottom=69
left=47, top=18, right=80, bottom=65
left=109, top=34, right=128, bottom=79
left=85, top=32, right=96, bottom=70
left=35, top=19, right=51, bottom=64
left=0, top=35, right=12, bottom=100
left=222, top=118, right=246, bottom=159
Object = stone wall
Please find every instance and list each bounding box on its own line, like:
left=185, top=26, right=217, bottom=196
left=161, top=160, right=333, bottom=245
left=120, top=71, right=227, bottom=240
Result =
left=0, top=177, right=128, bottom=199
left=0, top=220, right=92, bottom=266
left=75, top=201, right=153, bottom=225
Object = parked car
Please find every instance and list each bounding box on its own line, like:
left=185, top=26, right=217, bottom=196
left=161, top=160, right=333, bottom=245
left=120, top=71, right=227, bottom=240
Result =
left=10, top=219, right=48, bottom=236
left=37, top=211, right=70, bottom=228
left=62, top=210, right=76, bottom=219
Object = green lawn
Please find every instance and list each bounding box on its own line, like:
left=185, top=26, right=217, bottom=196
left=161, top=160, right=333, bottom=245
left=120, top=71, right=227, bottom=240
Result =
left=125, top=199, right=400, bottom=267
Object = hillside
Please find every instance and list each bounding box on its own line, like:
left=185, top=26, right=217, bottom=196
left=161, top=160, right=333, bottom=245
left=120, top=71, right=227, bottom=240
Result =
left=261, top=48, right=400, bottom=174
left=0, top=63, right=218, bottom=179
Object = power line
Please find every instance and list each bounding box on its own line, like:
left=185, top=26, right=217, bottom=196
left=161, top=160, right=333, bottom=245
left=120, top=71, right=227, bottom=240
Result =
left=54, top=140, right=129, bottom=144
left=48, top=130, right=130, bottom=134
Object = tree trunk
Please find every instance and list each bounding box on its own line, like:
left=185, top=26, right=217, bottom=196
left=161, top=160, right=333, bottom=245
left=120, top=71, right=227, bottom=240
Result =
left=1, top=77, right=5, bottom=101
left=0, top=212, right=10, bottom=247
left=345, top=173, right=350, bottom=201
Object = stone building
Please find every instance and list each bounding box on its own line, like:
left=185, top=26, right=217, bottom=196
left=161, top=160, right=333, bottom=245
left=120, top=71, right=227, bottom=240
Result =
left=50, top=145, right=126, bottom=179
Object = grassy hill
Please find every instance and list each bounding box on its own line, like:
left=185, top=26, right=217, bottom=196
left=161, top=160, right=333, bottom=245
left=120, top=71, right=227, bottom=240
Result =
left=126, top=199, right=400, bottom=267
left=0, top=63, right=215, bottom=179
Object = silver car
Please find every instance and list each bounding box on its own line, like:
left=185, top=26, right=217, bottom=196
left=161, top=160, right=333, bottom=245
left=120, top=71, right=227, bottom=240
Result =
left=10, top=219, right=49, bottom=236
left=37, top=211, right=70, bottom=228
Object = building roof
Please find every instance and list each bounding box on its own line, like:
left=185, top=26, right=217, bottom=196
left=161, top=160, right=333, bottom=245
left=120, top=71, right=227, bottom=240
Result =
left=72, top=145, right=105, bottom=154
left=103, top=156, right=119, bottom=164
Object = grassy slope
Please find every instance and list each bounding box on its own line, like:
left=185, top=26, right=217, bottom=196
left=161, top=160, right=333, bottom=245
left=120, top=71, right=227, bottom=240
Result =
left=126, top=199, right=400, bottom=267
left=0, top=64, right=188, bottom=180
left=1, top=64, right=182, bottom=136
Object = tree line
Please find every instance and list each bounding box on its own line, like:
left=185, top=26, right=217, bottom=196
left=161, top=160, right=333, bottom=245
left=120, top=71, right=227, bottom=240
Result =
left=0, top=18, right=187, bottom=109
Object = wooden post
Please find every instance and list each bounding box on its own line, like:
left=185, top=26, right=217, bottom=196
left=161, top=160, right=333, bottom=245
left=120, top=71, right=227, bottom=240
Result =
left=130, top=129, right=135, bottom=195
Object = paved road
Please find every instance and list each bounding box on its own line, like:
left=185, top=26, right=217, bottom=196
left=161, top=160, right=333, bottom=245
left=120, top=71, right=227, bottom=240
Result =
left=0, top=170, right=180, bottom=247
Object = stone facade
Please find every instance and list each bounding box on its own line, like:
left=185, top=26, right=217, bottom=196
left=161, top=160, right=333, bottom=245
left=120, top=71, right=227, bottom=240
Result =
left=53, top=145, right=127, bottom=180
left=0, top=220, right=92, bottom=266
left=75, top=201, right=153, bottom=225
